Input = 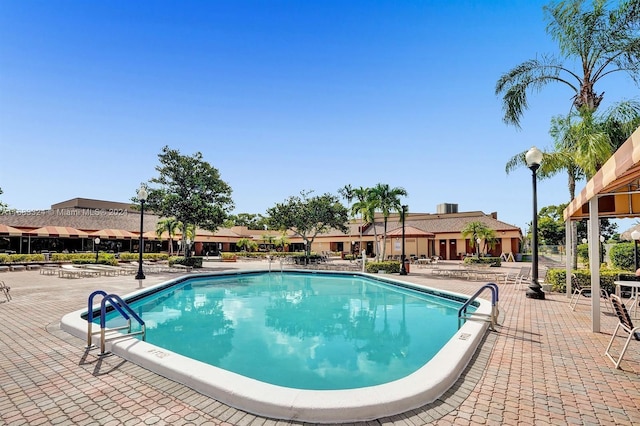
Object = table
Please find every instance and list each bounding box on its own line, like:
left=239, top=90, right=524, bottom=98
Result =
left=614, top=280, right=640, bottom=316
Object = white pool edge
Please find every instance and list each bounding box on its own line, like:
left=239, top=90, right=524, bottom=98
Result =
left=60, top=273, right=492, bottom=423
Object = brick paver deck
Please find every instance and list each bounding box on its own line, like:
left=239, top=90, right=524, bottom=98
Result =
left=0, top=260, right=638, bottom=425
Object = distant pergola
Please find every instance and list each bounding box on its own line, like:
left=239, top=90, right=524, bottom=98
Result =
left=563, top=126, right=640, bottom=332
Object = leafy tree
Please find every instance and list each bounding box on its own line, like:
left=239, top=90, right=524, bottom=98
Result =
left=267, top=190, right=349, bottom=257
left=142, top=146, right=234, bottom=249
left=371, top=183, right=408, bottom=260
left=345, top=186, right=370, bottom=254
left=274, top=231, right=290, bottom=252
left=496, top=0, right=640, bottom=128
left=461, top=221, right=497, bottom=256
left=224, top=213, right=268, bottom=229
left=155, top=217, right=181, bottom=255
left=0, top=187, right=8, bottom=214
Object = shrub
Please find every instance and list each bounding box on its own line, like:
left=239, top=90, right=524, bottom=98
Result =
left=577, top=243, right=589, bottom=266
left=365, top=261, right=401, bottom=274
left=463, top=256, right=501, bottom=267
left=118, top=252, right=168, bottom=262
left=545, top=268, right=639, bottom=294
left=0, top=254, right=45, bottom=263
left=221, top=252, right=237, bottom=260
left=169, top=256, right=203, bottom=268
left=609, top=242, right=638, bottom=271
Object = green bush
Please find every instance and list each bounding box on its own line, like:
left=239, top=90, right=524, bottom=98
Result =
left=577, top=243, right=589, bottom=265
left=221, top=252, right=237, bottom=260
left=0, top=254, right=46, bottom=263
left=169, top=256, right=203, bottom=268
left=545, top=268, right=639, bottom=294
left=463, top=256, right=501, bottom=267
left=72, top=254, right=118, bottom=266
left=365, top=261, right=401, bottom=274
left=118, top=252, right=168, bottom=262
left=609, top=242, right=638, bottom=271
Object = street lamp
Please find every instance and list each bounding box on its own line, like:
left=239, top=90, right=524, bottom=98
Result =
left=632, top=230, right=640, bottom=271
left=400, top=205, right=408, bottom=275
left=94, top=237, right=100, bottom=263
left=476, top=237, right=481, bottom=257
left=135, top=185, right=148, bottom=280
left=525, top=146, right=544, bottom=299
left=600, top=235, right=605, bottom=265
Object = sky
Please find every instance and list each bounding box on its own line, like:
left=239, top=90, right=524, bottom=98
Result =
left=0, top=0, right=638, bottom=233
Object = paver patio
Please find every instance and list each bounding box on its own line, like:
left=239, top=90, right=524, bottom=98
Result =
left=0, top=259, right=638, bottom=425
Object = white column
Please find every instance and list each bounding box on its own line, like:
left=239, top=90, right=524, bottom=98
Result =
left=588, top=198, right=601, bottom=332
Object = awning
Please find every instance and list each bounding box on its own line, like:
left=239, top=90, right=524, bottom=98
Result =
left=564, top=126, right=640, bottom=221
left=27, top=226, right=89, bottom=238
left=562, top=125, right=640, bottom=334
left=0, top=224, right=27, bottom=236
left=88, top=229, right=137, bottom=240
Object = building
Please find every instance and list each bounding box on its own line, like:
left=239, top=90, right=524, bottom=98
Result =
left=0, top=198, right=522, bottom=259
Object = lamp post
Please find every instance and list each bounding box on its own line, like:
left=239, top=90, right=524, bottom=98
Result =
left=135, top=185, right=148, bottom=280
left=600, top=235, right=605, bottom=265
left=400, top=205, right=408, bottom=275
left=525, top=146, right=544, bottom=299
left=632, top=230, right=640, bottom=271
left=476, top=237, right=481, bottom=257
left=94, top=237, right=100, bottom=263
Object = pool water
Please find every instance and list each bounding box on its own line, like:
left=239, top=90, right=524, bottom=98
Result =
left=102, top=272, right=471, bottom=390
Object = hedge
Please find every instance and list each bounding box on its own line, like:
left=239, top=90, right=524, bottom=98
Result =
left=365, top=261, right=401, bottom=274
left=463, top=256, right=501, bottom=267
left=169, top=256, right=203, bottom=268
left=545, top=268, right=640, bottom=294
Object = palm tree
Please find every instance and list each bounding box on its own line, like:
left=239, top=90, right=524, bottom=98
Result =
left=461, top=221, right=497, bottom=257
left=496, top=0, right=640, bottom=128
left=156, top=217, right=181, bottom=255
left=372, top=183, right=408, bottom=261
left=349, top=186, right=370, bottom=255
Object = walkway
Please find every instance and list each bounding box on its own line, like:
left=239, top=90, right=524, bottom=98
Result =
left=0, top=260, right=638, bottom=425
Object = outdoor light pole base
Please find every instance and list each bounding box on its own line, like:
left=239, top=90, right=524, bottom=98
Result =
left=135, top=272, right=146, bottom=280
left=526, top=280, right=545, bottom=300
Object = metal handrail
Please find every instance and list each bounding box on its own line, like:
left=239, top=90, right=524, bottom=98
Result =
left=86, top=290, right=129, bottom=348
left=88, top=293, right=146, bottom=355
left=458, top=282, right=499, bottom=331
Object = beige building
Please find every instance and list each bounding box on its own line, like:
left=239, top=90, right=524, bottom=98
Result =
left=0, top=198, right=522, bottom=259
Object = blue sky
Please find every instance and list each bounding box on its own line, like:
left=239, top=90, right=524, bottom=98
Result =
left=0, top=0, right=637, bottom=233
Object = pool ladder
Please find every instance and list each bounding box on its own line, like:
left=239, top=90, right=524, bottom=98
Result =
left=458, top=283, right=499, bottom=331
left=86, top=290, right=146, bottom=356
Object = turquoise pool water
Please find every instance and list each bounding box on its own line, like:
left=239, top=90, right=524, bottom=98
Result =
left=101, top=271, right=472, bottom=390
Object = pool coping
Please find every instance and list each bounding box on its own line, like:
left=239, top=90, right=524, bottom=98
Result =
left=60, top=270, right=493, bottom=423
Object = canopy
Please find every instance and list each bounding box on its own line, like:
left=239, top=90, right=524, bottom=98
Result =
left=0, top=224, right=27, bottom=236
left=88, top=229, right=137, bottom=240
left=562, top=126, right=640, bottom=333
left=564, top=126, right=640, bottom=221
left=28, top=226, right=89, bottom=238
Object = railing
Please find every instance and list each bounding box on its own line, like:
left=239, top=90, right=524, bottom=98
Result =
left=458, top=282, right=499, bottom=331
left=85, top=290, right=146, bottom=355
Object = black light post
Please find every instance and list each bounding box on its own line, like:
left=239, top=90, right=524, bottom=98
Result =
left=599, top=235, right=605, bottom=265
left=135, top=185, right=148, bottom=281
left=400, top=205, right=408, bottom=275
left=525, top=146, right=544, bottom=299
left=632, top=230, right=640, bottom=271
left=94, top=237, right=100, bottom=263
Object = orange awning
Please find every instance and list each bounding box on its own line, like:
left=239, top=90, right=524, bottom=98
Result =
left=564, top=126, right=640, bottom=221
left=88, top=229, right=137, bottom=240
left=0, top=224, right=27, bottom=236
left=27, top=226, right=89, bottom=238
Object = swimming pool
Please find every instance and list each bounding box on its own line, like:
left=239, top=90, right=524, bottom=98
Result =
left=61, top=270, right=492, bottom=423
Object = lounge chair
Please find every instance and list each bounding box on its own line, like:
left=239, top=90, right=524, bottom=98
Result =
left=605, top=295, right=640, bottom=369
left=0, top=280, right=11, bottom=302
left=569, top=273, right=611, bottom=312
left=505, top=266, right=530, bottom=288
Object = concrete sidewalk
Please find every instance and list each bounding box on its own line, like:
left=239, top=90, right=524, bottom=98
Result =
left=0, top=260, right=638, bottom=425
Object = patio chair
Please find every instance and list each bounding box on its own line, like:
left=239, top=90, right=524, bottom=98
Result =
left=505, top=266, right=529, bottom=287
left=569, top=273, right=611, bottom=312
left=0, top=280, right=11, bottom=302
left=605, top=295, right=640, bottom=369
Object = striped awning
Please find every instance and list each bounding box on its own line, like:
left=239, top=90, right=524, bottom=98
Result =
left=564, top=126, right=640, bottom=221
left=88, top=229, right=137, bottom=240
left=0, top=224, right=27, bottom=236
left=27, top=226, right=89, bottom=238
